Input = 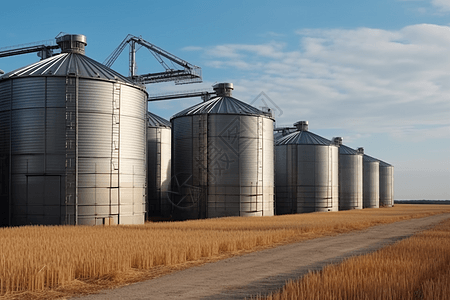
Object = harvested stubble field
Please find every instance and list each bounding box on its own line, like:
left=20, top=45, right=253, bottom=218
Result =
left=0, top=204, right=449, bottom=300
left=255, top=216, right=450, bottom=300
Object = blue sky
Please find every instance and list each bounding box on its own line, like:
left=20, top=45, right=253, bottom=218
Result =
left=1, top=0, right=449, bottom=199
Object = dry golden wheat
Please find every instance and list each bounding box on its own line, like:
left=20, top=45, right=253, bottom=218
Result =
left=0, top=204, right=449, bottom=299
left=256, top=214, right=450, bottom=300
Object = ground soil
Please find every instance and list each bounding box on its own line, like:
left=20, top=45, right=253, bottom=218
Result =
left=72, top=213, right=450, bottom=300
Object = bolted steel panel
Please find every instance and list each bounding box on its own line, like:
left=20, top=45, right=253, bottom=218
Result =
left=379, top=165, right=394, bottom=207
left=0, top=56, right=148, bottom=226
left=339, top=151, right=363, bottom=210
left=77, top=80, right=113, bottom=114
left=75, top=81, right=146, bottom=225
left=363, top=158, right=380, bottom=208
left=171, top=101, right=274, bottom=220
left=11, top=77, right=45, bottom=109
left=11, top=108, right=45, bottom=154
left=275, top=137, right=339, bottom=214
left=262, top=117, right=275, bottom=216
left=46, top=108, right=66, bottom=154
left=77, top=113, right=112, bottom=157
left=147, top=123, right=171, bottom=218
left=159, top=128, right=171, bottom=216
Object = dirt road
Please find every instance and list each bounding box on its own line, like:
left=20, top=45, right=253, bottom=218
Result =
left=73, top=213, right=449, bottom=300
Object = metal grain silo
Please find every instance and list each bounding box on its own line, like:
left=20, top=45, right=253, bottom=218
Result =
left=333, top=138, right=363, bottom=210
left=363, top=154, right=380, bottom=208
left=275, top=121, right=339, bottom=214
left=170, top=83, right=274, bottom=219
left=0, top=34, right=147, bottom=226
left=146, top=111, right=171, bottom=218
left=379, top=160, right=394, bottom=207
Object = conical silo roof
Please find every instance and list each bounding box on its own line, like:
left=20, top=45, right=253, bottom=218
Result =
left=378, top=160, right=393, bottom=167
left=0, top=52, right=135, bottom=85
left=363, top=154, right=392, bottom=167
left=171, top=96, right=272, bottom=119
left=339, top=144, right=360, bottom=155
left=276, top=123, right=333, bottom=146
left=147, top=111, right=171, bottom=128
left=363, top=154, right=380, bottom=163
left=276, top=130, right=332, bottom=145
left=274, top=127, right=296, bottom=142
left=373, top=157, right=393, bottom=167
left=276, top=121, right=333, bottom=146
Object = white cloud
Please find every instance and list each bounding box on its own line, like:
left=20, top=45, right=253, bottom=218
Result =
left=431, top=0, right=450, bottom=11
left=401, top=0, right=450, bottom=13
left=193, top=24, right=450, bottom=144
left=204, top=42, right=286, bottom=59
left=259, top=31, right=286, bottom=38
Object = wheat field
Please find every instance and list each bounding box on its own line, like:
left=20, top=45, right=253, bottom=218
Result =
left=0, top=204, right=449, bottom=299
left=255, top=216, right=450, bottom=300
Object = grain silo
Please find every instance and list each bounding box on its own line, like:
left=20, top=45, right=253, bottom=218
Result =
left=363, top=154, right=380, bottom=208
left=275, top=121, right=339, bottom=214
left=378, top=160, right=394, bottom=207
left=333, top=138, right=363, bottom=210
left=0, top=34, right=147, bottom=226
left=146, top=111, right=171, bottom=218
left=170, top=83, right=274, bottom=219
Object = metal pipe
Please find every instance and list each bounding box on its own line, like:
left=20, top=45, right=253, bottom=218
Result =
left=129, top=40, right=136, bottom=78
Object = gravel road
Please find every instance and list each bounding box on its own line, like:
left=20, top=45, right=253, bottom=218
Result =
left=73, top=213, right=449, bottom=300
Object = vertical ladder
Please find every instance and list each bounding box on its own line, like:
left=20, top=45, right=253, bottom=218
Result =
left=110, top=83, right=121, bottom=219
left=65, top=76, right=78, bottom=225
left=198, top=115, right=208, bottom=218
left=327, top=148, right=332, bottom=209
left=257, top=117, right=263, bottom=214
left=289, top=146, right=298, bottom=213
left=156, top=128, right=162, bottom=214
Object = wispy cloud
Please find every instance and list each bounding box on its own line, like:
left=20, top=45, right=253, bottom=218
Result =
left=203, top=43, right=286, bottom=59
left=399, top=0, right=450, bottom=13
left=192, top=24, right=450, bottom=141
left=431, top=0, right=450, bottom=11
left=259, top=31, right=287, bottom=38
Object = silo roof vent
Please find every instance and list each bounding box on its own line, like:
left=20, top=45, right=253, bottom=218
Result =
left=171, top=84, right=274, bottom=120
left=333, top=137, right=343, bottom=146
left=294, top=121, right=309, bottom=131
left=357, top=147, right=364, bottom=154
left=213, top=82, right=233, bottom=97
left=56, top=34, right=87, bottom=55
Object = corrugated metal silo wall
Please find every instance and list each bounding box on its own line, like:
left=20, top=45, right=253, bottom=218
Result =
left=363, top=161, right=380, bottom=208
left=171, top=114, right=274, bottom=220
left=0, top=76, right=147, bottom=226
left=275, top=144, right=339, bottom=214
left=77, top=80, right=147, bottom=225
left=1, top=77, right=67, bottom=226
left=0, top=80, right=11, bottom=226
left=147, top=126, right=171, bottom=217
left=338, top=154, right=363, bottom=210
left=379, top=165, right=394, bottom=207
